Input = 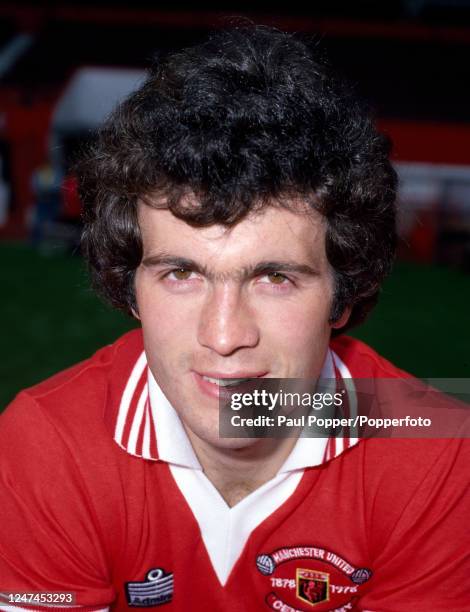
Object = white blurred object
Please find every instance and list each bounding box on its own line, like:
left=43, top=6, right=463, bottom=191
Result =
left=52, top=66, right=146, bottom=132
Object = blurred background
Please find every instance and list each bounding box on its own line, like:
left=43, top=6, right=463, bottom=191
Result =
left=1, top=0, right=470, bottom=409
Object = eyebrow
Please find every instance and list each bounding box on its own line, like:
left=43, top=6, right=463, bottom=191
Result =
left=141, top=253, right=319, bottom=280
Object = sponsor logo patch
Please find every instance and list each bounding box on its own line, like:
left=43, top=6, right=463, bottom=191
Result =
left=125, top=568, right=173, bottom=607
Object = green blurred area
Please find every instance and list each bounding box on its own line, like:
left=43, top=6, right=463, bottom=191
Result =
left=1, top=242, right=469, bottom=410
left=1, top=243, right=137, bottom=410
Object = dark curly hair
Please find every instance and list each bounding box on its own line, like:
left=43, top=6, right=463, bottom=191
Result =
left=79, top=26, right=397, bottom=334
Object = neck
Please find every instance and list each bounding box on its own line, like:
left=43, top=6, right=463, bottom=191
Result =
left=184, top=430, right=298, bottom=507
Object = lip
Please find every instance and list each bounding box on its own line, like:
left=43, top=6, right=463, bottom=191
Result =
left=196, top=370, right=268, bottom=379
left=192, top=370, right=268, bottom=400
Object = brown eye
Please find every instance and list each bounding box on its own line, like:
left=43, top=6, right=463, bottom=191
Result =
left=172, top=269, right=192, bottom=280
left=267, top=272, right=287, bottom=284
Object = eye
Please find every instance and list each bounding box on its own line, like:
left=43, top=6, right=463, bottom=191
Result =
left=263, top=272, right=290, bottom=285
left=160, top=267, right=202, bottom=292
left=168, top=268, right=194, bottom=281
left=256, top=272, right=293, bottom=289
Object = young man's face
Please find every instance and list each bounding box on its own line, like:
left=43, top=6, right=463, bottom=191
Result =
left=134, top=201, right=349, bottom=449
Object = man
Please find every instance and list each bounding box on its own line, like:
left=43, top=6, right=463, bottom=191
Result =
left=0, top=26, right=469, bottom=612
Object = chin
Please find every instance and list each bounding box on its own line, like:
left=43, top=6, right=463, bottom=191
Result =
left=197, top=427, right=261, bottom=451
left=215, top=437, right=260, bottom=450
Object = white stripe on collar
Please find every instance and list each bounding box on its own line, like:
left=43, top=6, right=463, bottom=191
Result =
left=114, top=351, right=147, bottom=445
left=148, top=372, right=202, bottom=469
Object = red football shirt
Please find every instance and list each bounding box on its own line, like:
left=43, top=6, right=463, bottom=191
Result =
left=0, top=330, right=469, bottom=611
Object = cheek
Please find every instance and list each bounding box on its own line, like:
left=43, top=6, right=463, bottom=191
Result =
left=259, top=294, right=333, bottom=364
left=264, top=291, right=332, bottom=338
left=275, top=311, right=330, bottom=350
left=137, top=281, right=199, bottom=333
left=136, top=287, right=199, bottom=371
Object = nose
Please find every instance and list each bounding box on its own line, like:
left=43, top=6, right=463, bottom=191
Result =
left=197, top=283, right=259, bottom=356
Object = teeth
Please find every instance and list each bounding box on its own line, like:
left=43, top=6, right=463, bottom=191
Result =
left=202, top=376, right=251, bottom=387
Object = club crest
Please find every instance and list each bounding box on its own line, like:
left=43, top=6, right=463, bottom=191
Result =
left=296, top=568, right=329, bottom=606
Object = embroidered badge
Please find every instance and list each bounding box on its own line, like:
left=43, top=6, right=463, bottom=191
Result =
left=297, top=569, right=330, bottom=606
left=125, top=568, right=174, bottom=607
left=256, top=545, right=372, bottom=611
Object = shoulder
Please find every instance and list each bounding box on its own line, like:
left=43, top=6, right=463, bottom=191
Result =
left=0, top=334, right=146, bottom=607
left=329, top=334, right=412, bottom=378
left=0, top=329, right=146, bottom=549
left=9, top=328, right=143, bottom=413
left=327, top=336, right=470, bottom=509
left=23, top=328, right=144, bottom=402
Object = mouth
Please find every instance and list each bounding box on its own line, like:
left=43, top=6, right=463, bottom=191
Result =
left=193, top=371, right=268, bottom=398
left=201, top=375, right=254, bottom=387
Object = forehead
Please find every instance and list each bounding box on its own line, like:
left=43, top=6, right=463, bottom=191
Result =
left=137, top=201, right=328, bottom=268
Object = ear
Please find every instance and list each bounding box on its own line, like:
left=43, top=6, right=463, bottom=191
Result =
left=131, top=307, right=140, bottom=321
left=330, top=306, right=352, bottom=330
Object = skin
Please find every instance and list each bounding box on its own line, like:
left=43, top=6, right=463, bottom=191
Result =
left=134, top=200, right=350, bottom=505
